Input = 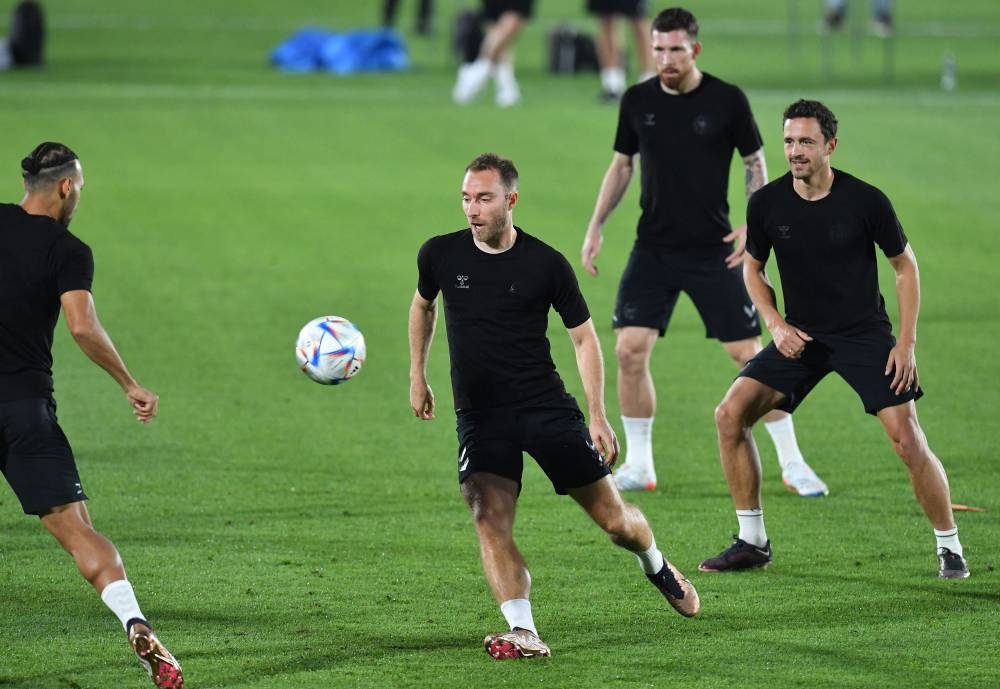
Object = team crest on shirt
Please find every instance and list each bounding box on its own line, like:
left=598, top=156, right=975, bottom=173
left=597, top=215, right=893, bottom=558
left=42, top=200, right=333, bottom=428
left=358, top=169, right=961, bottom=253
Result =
left=455, top=274, right=470, bottom=288
left=776, top=225, right=792, bottom=239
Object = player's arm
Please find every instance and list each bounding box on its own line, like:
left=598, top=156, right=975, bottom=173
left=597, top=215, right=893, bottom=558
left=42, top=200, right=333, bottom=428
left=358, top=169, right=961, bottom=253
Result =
left=724, top=148, right=769, bottom=268
left=408, top=289, right=438, bottom=420
left=567, top=318, right=620, bottom=467
left=743, top=254, right=811, bottom=359
left=60, top=290, right=158, bottom=423
left=582, top=152, right=635, bottom=277
left=886, top=244, right=920, bottom=395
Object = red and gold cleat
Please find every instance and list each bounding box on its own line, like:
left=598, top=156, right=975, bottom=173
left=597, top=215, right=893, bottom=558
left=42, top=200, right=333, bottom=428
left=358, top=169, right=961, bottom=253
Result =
left=129, top=625, right=184, bottom=689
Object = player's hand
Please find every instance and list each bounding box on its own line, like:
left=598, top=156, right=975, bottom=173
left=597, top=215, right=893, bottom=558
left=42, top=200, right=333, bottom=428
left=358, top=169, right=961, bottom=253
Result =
left=723, top=224, right=748, bottom=268
left=582, top=228, right=603, bottom=277
left=410, top=379, right=435, bottom=420
left=590, top=418, right=620, bottom=468
left=885, top=340, right=917, bottom=395
left=771, top=322, right=812, bottom=359
left=126, top=384, right=159, bottom=424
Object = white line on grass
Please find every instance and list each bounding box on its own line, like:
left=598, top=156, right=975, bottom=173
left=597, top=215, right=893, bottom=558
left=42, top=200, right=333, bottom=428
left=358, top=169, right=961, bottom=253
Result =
left=37, top=14, right=1000, bottom=38
left=2, top=82, right=1000, bottom=107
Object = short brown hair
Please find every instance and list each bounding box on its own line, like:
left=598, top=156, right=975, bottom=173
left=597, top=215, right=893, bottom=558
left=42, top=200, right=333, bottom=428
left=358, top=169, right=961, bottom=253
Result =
left=466, top=152, right=518, bottom=192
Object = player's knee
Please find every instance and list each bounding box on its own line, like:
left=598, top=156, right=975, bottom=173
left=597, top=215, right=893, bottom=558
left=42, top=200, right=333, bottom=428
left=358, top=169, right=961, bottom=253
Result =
left=715, top=399, right=746, bottom=441
left=889, top=429, right=924, bottom=464
left=615, top=339, right=649, bottom=374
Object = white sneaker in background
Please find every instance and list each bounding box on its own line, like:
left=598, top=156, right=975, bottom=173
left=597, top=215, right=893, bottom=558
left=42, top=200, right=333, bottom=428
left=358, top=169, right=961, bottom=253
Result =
left=453, top=59, right=491, bottom=105
left=613, top=464, right=657, bottom=491
left=782, top=462, right=829, bottom=497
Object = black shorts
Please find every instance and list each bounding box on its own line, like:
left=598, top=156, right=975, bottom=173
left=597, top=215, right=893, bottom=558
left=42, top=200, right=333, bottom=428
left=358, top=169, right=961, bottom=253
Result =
left=587, top=0, right=648, bottom=18
left=613, top=244, right=761, bottom=342
left=455, top=395, right=610, bottom=494
left=739, top=330, right=924, bottom=415
left=0, top=398, right=87, bottom=515
left=482, top=0, right=535, bottom=21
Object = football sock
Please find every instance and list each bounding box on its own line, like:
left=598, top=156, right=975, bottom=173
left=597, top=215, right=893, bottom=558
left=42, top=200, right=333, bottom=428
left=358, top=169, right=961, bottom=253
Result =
left=934, top=527, right=963, bottom=556
left=600, top=67, right=626, bottom=94
left=736, top=509, right=768, bottom=547
left=493, top=61, right=517, bottom=89
left=634, top=537, right=665, bottom=575
left=500, top=599, right=537, bottom=636
left=621, top=416, right=655, bottom=474
left=100, top=579, right=146, bottom=631
left=763, top=414, right=806, bottom=472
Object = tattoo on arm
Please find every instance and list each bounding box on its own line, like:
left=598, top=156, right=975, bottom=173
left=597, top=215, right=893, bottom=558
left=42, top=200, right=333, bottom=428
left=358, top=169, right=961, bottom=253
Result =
left=744, top=152, right=767, bottom=198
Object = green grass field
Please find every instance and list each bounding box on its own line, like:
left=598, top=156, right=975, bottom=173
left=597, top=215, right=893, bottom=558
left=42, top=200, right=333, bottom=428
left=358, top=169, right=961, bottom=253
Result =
left=1, top=1, right=998, bottom=687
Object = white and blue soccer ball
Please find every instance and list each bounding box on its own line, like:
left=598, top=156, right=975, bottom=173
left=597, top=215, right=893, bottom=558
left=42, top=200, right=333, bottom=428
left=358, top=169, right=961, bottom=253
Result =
left=295, top=316, right=366, bottom=385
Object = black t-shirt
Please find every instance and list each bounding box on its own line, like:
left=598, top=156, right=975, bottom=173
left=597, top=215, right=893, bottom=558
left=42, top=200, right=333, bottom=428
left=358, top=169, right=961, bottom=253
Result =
left=0, top=203, right=94, bottom=400
left=614, top=72, right=763, bottom=254
left=746, top=170, right=908, bottom=335
left=416, top=227, right=590, bottom=410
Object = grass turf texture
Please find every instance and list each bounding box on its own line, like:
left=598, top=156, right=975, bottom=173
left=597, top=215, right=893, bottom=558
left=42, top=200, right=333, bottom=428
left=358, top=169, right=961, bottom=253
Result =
left=0, top=1, right=998, bottom=687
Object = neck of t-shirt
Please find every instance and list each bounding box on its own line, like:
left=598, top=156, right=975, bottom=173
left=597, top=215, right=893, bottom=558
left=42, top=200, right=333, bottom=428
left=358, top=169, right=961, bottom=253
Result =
left=474, top=225, right=518, bottom=255
left=792, top=167, right=836, bottom=202
left=659, top=68, right=703, bottom=96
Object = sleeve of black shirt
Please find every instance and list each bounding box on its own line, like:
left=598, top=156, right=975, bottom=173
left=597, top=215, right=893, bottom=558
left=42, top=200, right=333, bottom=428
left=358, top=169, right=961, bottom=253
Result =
left=613, top=90, right=639, bottom=156
left=550, top=251, right=590, bottom=330
left=416, top=237, right=441, bottom=301
left=53, top=234, right=94, bottom=295
left=745, top=190, right=771, bottom=263
left=868, top=188, right=909, bottom=258
left=732, top=87, right=764, bottom=157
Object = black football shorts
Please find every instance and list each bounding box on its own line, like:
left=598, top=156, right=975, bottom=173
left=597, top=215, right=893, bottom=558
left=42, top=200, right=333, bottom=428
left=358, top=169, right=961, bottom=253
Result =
left=739, top=329, right=924, bottom=415
left=0, top=398, right=87, bottom=515
left=455, top=395, right=610, bottom=494
left=613, top=244, right=761, bottom=342
left=587, top=0, right=648, bottom=18
left=482, top=0, right=535, bottom=21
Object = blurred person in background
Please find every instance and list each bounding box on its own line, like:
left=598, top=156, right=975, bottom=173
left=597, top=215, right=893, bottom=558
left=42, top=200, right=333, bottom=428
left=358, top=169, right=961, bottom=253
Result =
left=452, top=0, right=533, bottom=107
left=0, top=0, right=45, bottom=71
left=587, top=0, right=657, bottom=102
left=382, top=0, right=434, bottom=36
left=581, top=7, right=827, bottom=497
left=824, top=0, right=894, bottom=37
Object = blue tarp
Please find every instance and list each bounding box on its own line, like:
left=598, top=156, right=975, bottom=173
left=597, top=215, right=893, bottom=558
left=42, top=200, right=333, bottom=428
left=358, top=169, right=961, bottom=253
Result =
left=271, top=28, right=409, bottom=74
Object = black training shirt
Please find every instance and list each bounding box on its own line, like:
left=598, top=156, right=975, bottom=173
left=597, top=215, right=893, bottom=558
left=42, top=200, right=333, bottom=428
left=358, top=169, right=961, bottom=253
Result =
left=0, top=203, right=94, bottom=400
left=416, top=228, right=590, bottom=411
left=746, top=170, right=908, bottom=335
left=615, top=73, right=763, bottom=254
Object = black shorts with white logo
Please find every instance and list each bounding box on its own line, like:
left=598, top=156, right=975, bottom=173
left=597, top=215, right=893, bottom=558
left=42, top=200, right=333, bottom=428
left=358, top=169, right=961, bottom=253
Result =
left=482, top=0, right=535, bottom=22
left=455, top=395, right=610, bottom=494
left=0, top=398, right=87, bottom=515
left=739, top=329, right=924, bottom=415
left=613, top=244, right=761, bottom=342
left=586, top=0, right=648, bottom=18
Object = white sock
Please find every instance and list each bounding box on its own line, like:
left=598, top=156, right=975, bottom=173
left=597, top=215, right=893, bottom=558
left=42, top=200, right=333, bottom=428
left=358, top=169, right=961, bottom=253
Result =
left=635, top=537, right=665, bottom=575
left=764, top=415, right=805, bottom=472
left=600, top=67, right=626, bottom=94
left=500, top=598, right=537, bottom=635
left=493, top=62, right=517, bottom=89
left=736, top=508, right=768, bottom=547
left=621, top=416, right=655, bottom=474
left=934, top=527, right=963, bottom=556
left=100, top=579, right=146, bottom=631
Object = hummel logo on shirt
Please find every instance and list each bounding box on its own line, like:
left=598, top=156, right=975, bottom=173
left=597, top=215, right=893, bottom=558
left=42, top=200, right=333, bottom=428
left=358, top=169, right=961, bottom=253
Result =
left=455, top=274, right=470, bottom=289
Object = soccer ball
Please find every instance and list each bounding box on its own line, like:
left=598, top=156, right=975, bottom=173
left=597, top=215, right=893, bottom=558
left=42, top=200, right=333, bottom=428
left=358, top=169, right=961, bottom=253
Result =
left=295, top=316, right=366, bottom=385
